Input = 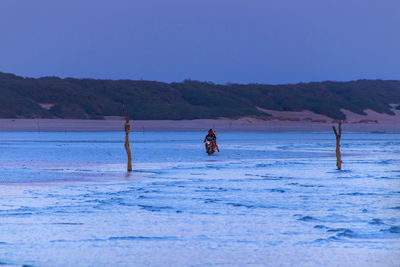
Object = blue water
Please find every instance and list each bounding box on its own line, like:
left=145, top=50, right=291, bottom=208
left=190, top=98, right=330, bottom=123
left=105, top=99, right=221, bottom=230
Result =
left=0, top=132, right=399, bottom=266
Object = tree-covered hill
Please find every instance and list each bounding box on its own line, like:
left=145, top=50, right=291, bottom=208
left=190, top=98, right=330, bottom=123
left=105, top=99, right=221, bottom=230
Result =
left=1, top=72, right=399, bottom=120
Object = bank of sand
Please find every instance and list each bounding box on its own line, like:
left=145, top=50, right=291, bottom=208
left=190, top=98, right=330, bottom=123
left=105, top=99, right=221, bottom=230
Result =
left=1, top=108, right=399, bottom=132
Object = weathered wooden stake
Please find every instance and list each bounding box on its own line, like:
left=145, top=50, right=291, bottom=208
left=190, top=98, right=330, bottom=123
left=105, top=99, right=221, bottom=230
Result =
left=122, top=103, right=132, bottom=172
left=332, top=121, right=342, bottom=170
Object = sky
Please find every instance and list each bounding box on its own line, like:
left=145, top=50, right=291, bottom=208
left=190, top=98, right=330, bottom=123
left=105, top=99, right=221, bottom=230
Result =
left=0, top=0, right=399, bottom=84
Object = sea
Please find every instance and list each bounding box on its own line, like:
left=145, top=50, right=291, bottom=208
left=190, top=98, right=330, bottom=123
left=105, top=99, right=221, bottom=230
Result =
left=0, top=131, right=399, bottom=266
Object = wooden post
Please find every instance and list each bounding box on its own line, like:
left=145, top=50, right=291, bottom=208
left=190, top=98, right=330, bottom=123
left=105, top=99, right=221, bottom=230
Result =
left=122, top=103, right=132, bottom=172
left=332, top=121, right=342, bottom=170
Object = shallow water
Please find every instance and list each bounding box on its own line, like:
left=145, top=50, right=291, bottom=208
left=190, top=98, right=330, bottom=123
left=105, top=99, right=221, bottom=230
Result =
left=0, top=131, right=399, bottom=266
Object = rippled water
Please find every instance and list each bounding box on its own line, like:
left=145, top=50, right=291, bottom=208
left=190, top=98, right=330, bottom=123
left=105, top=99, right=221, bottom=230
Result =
left=0, top=131, right=399, bottom=266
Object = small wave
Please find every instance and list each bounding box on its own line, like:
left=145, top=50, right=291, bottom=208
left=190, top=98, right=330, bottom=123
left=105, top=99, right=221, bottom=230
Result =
left=389, top=206, right=400, bottom=210
left=261, top=176, right=285, bottom=180
left=133, top=187, right=145, bottom=191
left=138, top=205, right=173, bottom=212
left=194, top=186, right=237, bottom=192
left=204, top=198, right=220, bottom=203
left=327, top=236, right=340, bottom=240
left=369, top=218, right=385, bottom=225
left=50, top=239, right=69, bottom=243
left=85, top=197, right=124, bottom=205
left=142, top=190, right=161, bottom=193
left=314, top=236, right=340, bottom=243
left=255, top=163, right=273, bottom=168
left=287, top=183, right=322, bottom=188
left=118, top=202, right=136, bottom=207
left=226, top=202, right=269, bottom=209
left=328, top=228, right=356, bottom=238
left=379, top=160, right=394, bottom=165
left=381, top=226, right=400, bottom=234
left=109, top=236, right=178, bottom=241
left=339, top=192, right=376, bottom=196
left=295, top=215, right=318, bottom=222
left=376, top=176, right=398, bottom=180
left=314, top=225, right=358, bottom=239
left=313, top=225, right=328, bottom=229
left=226, top=202, right=255, bottom=209
left=299, top=184, right=323, bottom=188
left=268, top=188, right=286, bottom=193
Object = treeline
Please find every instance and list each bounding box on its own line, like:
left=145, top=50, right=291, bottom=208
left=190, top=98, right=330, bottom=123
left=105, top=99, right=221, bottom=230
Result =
left=0, top=72, right=399, bottom=120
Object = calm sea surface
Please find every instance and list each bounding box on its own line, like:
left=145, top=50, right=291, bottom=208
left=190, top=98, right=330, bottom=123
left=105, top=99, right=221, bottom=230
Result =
left=0, top=132, right=399, bottom=266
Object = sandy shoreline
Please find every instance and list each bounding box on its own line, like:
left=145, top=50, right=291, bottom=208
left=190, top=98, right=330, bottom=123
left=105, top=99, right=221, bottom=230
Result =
left=1, top=108, right=400, bottom=132
left=0, top=118, right=399, bottom=133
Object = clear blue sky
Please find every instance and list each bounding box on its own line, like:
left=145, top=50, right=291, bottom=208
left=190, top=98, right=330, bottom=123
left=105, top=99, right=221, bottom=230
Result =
left=0, top=0, right=399, bottom=84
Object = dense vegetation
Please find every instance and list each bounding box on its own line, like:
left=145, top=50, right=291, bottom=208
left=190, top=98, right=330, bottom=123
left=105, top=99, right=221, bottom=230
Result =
left=1, top=72, right=399, bottom=120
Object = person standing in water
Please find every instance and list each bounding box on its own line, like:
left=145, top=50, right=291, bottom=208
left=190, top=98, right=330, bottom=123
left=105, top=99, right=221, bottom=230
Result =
left=204, top=129, right=220, bottom=152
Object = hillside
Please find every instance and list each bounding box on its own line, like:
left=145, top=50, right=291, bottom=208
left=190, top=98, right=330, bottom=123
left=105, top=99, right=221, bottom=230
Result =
left=1, top=72, right=400, bottom=120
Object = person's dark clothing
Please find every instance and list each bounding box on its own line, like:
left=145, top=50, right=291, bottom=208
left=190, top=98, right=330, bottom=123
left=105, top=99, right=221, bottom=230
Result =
left=204, top=132, right=219, bottom=152
left=204, top=133, right=216, bottom=142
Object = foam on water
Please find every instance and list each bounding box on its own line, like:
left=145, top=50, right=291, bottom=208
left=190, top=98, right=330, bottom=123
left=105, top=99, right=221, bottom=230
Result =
left=0, top=131, right=399, bottom=266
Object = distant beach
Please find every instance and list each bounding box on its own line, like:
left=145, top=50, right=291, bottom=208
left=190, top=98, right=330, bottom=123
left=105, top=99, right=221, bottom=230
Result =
left=1, top=108, right=400, bottom=132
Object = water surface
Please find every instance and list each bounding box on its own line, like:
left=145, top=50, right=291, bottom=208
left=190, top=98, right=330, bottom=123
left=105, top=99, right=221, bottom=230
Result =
left=0, top=132, right=399, bottom=266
